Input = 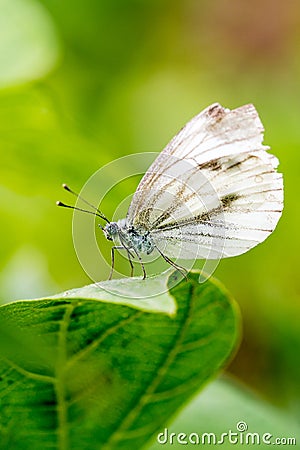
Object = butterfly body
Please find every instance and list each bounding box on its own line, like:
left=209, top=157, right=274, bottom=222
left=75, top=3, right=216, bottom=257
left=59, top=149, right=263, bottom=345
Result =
left=103, top=220, right=157, bottom=278
left=104, top=220, right=154, bottom=255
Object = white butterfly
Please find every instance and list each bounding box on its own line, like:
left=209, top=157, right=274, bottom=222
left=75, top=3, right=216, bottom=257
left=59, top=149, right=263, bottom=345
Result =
left=58, top=103, right=283, bottom=279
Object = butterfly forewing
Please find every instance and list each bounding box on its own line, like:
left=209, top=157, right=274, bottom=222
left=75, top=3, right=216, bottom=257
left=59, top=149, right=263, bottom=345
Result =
left=126, top=103, right=283, bottom=261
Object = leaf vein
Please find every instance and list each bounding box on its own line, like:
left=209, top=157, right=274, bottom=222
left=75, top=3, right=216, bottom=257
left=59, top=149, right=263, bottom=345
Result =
left=101, top=284, right=196, bottom=448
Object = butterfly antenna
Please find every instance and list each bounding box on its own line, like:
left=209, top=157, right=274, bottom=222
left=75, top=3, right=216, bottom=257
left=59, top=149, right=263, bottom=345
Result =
left=61, top=183, right=110, bottom=223
left=56, top=201, right=107, bottom=229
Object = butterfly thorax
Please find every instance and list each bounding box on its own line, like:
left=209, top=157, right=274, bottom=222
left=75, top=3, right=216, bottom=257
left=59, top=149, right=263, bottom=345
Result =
left=103, top=220, right=155, bottom=255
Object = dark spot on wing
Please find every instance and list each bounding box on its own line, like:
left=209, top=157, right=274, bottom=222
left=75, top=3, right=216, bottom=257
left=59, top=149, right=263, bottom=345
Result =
left=221, top=193, right=240, bottom=209
left=199, top=159, right=222, bottom=171
left=207, top=104, right=226, bottom=122
left=198, top=211, right=211, bottom=222
left=226, top=160, right=242, bottom=171
left=226, top=154, right=258, bottom=172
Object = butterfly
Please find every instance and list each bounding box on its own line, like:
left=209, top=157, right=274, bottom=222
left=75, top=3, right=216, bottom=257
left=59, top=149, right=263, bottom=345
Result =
left=58, top=103, right=283, bottom=279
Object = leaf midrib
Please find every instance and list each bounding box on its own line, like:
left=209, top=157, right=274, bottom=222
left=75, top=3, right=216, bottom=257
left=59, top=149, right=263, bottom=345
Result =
left=101, top=284, right=195, bottom=449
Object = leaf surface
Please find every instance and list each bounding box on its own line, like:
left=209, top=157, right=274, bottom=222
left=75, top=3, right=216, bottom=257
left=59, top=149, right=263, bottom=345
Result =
left=0, top=272, right=240, bottom=450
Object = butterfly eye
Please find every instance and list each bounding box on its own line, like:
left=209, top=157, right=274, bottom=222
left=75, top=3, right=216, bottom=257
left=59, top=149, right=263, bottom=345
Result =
left=103, top=222, right=119, bottom=241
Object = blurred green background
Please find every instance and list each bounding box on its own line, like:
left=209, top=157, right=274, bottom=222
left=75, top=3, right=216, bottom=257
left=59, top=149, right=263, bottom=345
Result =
left=0, top=0, right=299, bottom=424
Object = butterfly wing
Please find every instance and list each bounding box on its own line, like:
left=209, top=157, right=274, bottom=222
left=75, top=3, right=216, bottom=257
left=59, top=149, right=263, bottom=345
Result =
left=126, top=103, right=283, bottom=259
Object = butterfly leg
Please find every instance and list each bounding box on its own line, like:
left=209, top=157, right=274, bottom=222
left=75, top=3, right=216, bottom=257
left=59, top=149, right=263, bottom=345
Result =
left=132, top=249, right=147, bottom=279
left=155, top=247, right=188, bottom=279
left=126, top=249, right=134, bottom=277
left=109, top=245, right=125, bottom=280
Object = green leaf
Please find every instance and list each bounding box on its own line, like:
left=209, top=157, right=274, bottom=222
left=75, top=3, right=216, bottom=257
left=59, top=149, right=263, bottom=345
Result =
left=148, top=377, right=299, bottom=449
left=50, top=271, right=178, bottom=315
left=0, top=0, right=60, bottom=89
left=0, top=271, right=240, bottom=450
